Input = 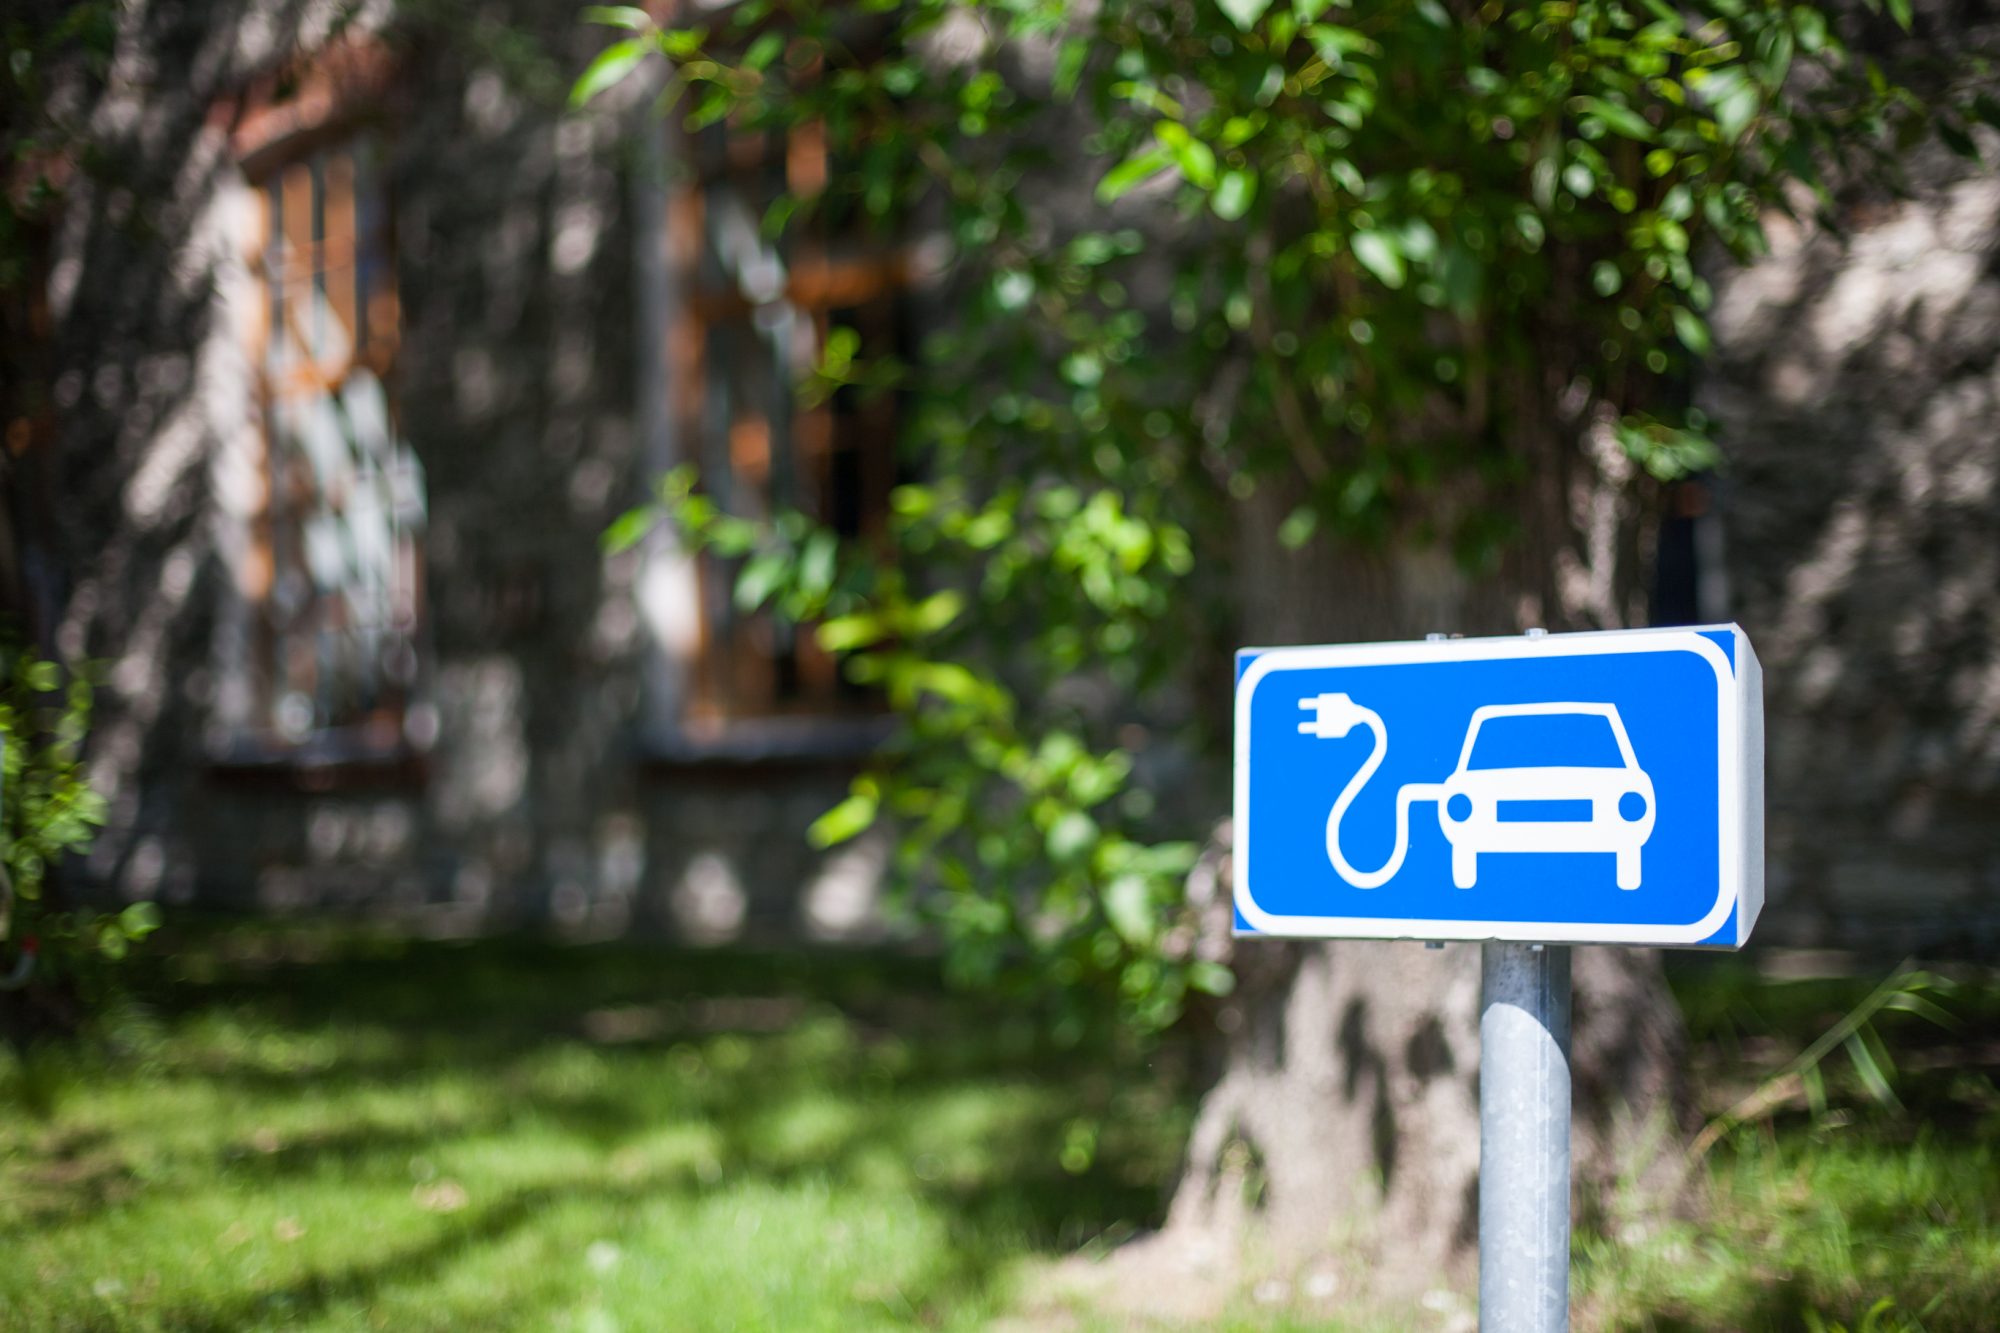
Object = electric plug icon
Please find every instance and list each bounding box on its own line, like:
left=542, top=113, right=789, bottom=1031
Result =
left=1297, top=692, right=1368, bottom=739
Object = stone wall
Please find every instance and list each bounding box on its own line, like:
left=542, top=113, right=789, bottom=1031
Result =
left=30, top=0, right=886, bottom=945
left=1706, top=125, right=2000, bottom=952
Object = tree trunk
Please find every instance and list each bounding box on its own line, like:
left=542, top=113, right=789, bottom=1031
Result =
left=1074, top=433, right=1691, bottom=1319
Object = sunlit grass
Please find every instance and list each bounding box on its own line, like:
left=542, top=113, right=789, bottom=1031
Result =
left=0, top=924, right=1190, bottom=1331
left=1578, top=957, right=2000, bottom=1331
left=1579, top=1128, right=2000, bottom=1331
left=1, top=927, right=1995, bottom=1330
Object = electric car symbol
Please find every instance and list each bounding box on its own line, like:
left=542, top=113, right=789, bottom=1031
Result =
left=1298, top=693, right=1657, bottom=893
left=1435, top=702, right=1655, bottom=890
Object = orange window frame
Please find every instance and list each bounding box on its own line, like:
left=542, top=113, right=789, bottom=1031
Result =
left=220, top=41, right=425, bottom=759
left=668, top=118, right=905, bottom=725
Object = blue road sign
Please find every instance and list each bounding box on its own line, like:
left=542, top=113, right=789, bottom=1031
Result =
left=1234, top=625, right=1763, bottom=947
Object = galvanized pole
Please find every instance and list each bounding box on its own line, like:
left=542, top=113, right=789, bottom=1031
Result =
left=1479, top=941, right=1572, bottom=1332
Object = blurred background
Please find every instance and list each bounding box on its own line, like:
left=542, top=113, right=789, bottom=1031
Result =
left=2, top=0, right=1998, bottom=1328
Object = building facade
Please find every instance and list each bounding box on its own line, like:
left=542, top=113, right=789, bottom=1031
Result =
left=4, top=1, right=1997, bottom=954
left=6, top=1, right=895, bottom=944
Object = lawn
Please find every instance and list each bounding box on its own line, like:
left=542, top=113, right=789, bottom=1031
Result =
left=0, top=924, right=1995, bottom=1331
left=1580, top=958, right=2000, bottom=1332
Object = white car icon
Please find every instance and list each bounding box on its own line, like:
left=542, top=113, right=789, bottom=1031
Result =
left=1436, top=702, right=1655, bottom=890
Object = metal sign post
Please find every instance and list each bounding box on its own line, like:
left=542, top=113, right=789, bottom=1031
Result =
left=1479, top=941, right=1572, bottom=1333
left=1232, top=624, right=1764, bottom=1331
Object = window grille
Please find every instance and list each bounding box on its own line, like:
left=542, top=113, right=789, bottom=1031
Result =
left=667, top=119, right=905, bottom=724
left=236, top=132, right=426, bottom=757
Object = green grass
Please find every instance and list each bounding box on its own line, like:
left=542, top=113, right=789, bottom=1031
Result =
left=1577, top=956, right=2000, bottom=1332
left=2, top=928, right=1996, bottom=1331
left=0, top=923, right=1192, bottom=1331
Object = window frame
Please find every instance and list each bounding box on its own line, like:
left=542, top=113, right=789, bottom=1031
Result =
left=652, top=113, right=910, bottom=750
left=206, top=39, right=432, bottom=782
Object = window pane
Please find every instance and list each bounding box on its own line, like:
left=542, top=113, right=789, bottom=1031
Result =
left=1466, top=713, right=1626, bottom=770
left=248, top=138, right=425, bottom=751
left=670, top=119, right=904, bottom=724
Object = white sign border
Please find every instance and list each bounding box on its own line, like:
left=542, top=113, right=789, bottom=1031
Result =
left=1233, top=626, right=1743, bottom=945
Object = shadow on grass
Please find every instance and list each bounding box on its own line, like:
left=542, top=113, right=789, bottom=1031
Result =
left=1581, top=952, right=2000, bottom=1332
left=147, top=1175, right=662, bottom=1333
left=25, top=924, right=1999, bottom=1330
left=1, top=915, right=1191, bottom=1329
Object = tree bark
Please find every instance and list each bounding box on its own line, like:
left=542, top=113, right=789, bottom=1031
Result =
left=1080, top=436, right=1691, bottom=1317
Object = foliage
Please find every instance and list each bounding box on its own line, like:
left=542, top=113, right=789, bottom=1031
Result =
left=1688, top=961, right=1957, bottom=1165
left=582, top=0, right=1931, bottom=1028
left=1, top=2, right=119, bottom=456
left=0, top=650, right=154, bottom=987
left=0, top=2, right=117, bottom=295
left=2, top=7, right=162, bottom=1008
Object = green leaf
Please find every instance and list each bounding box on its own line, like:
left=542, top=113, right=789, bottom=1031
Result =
left=1096, top=147, right=1175, bottom=203
left=602, top=506, right=656, bottom=553
left=808, top=788, right=879, bottom=848
left=1211, top=168, right=1257, bottom=221
left=1128, top=841, right=1200, bottom=876
left=1531, top=154, right=1559, bottom=211
left=1104, top=874, right=1155, bottom=945
left=906, top=661, right=989, bottom=706
left=1882, top=991, right=1957, bottom=1028
left=991, top=270, right=1033, bottom=313
left=1937, top=117, right=1980, bottom=161
left=1351, top=230, right=1405, bottom=289
left=734, top=551, right=788, bottom=611
left=1278, top=506, right=1317, bottom=548
left=118, top=900, right=162, bottom=939
left=1156, top=122, right=1216, bottom=188
left=1887, top=0, right=1912, bottom=30
left=797, top=530, right=837, bottom=597
left=571, top=38, right=647, bottom=108
left=1697, top=68, right=1760, bottom=142
left=1671, top=306, right=1711, bottom=356
left=1188, top=961, right=1236, bottom=996
left=1218, top=0, right=1274, bottom=30
left=907, top=590, right=965, bottom=635
left=658, top=27, right=703, bottom=58
left=707, top=515, right=758, bottom=557
left=1068, top=751, right=1131, bottom=806
left=816, top=614, right=885, bottom=653
left=1053, top=38, right=1089, bottom=99
left=1572, top=96, right=1655, bottom=142
left=1801, top=1062, right=1828, bottom=1119
left=1046, top=810, right=1098, bottom=862
left=1844, top=1030, right=1899, bottom=1107
left=1793, top=7, right=1828, bottom=51
left=581, top=6, right=651, bottom=29
left=743, top=30, right=784, bottom=72
left=1305, top=24, right=1379, bottom=65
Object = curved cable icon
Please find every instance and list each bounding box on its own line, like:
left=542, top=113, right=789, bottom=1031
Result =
left=1297, top=693, right=1444, bottom=888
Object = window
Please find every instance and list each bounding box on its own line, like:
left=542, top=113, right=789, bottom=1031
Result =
left=1465, top=713, right=1627, bottom=771
left=214, top=44, right=427, bottom=763
left=664, top=118, right=906, bottom=729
